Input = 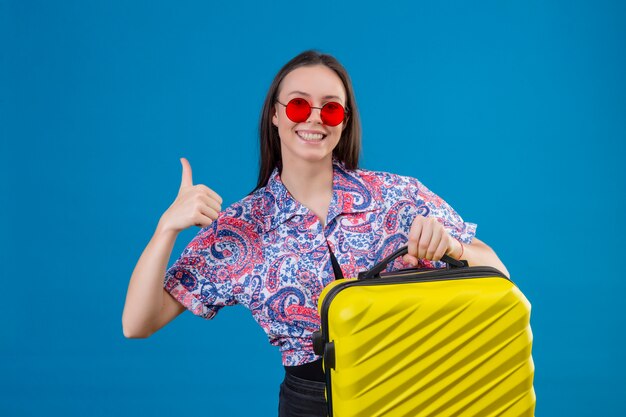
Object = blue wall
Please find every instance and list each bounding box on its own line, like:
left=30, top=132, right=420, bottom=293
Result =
left=1, top=1, right=624, bottom=415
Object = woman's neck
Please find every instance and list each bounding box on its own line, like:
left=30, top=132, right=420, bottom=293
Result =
left=280, top=156, right=334, bottom=225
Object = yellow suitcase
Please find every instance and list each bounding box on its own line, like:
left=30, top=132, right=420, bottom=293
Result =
left=313, top=246, right=535, bottom=417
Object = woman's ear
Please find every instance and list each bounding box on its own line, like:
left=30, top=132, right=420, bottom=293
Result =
left=272, top=106, right=278, bottom=127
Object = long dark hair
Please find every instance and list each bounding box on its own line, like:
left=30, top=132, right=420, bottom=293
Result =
left=252, top=50, right=361, bottom=193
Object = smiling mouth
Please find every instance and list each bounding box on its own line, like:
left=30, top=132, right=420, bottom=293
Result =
left=296, top=131, right=327, bottom=142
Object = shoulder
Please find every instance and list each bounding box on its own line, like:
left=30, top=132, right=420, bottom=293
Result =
left=346, top=165, right=422, bottom=200
left=342, top=165, right=451, bottom=215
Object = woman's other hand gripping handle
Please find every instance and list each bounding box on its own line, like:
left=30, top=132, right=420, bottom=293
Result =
left=402, top=214, right=510, bottom=279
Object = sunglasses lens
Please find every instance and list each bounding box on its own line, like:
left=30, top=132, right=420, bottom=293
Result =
left=285, top=98, right=311, bottom=122
left=321, top=102, right=345, bottom=126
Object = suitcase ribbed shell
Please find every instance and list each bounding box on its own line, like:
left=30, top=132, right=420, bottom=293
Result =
left=318, top=274, right=535, bottom=417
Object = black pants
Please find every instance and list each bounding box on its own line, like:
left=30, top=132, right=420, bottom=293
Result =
left=278, top=372, right=328, bottom=417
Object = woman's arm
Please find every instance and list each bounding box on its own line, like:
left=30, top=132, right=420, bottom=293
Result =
left=448, top=237, right=510, bottom=278
left=122, top=157, right=222, bottom=338
left=122, top=225, right=185, bottom=338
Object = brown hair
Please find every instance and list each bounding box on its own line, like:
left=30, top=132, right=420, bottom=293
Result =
left=252, top=50, right=361, bottom=193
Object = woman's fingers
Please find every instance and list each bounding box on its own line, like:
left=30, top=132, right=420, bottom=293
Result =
left=194, top=212, right=215, bottom=228
left=192, top=194, right=219, bottom=228
left=407, top=215, right=452, bottom=262
left=433, top=236, right=449, bottom=261
left=407, top=218, right=423, bottom=265
left=197, top=184, right=223, bottom=205
left=418, top=223, right=433, bottom=259
left=425, top=228, right=442, bottom=260
left=197, top=195, right=220, bottom=221
left=402, top=253, right=419, bottom=266
left=196, top=191, right=222, bottom=215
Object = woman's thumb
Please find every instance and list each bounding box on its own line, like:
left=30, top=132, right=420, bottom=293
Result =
left=179, top=157, right=193, bottom=189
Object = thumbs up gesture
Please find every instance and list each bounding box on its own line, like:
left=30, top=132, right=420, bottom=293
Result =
left=157, top=157, right=223, bottom=234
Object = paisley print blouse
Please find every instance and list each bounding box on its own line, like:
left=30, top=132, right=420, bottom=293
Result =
left=163, top=158, right=477, bottom=366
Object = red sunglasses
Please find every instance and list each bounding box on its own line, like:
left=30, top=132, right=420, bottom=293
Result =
left=276, top=98, right=348, bottom=127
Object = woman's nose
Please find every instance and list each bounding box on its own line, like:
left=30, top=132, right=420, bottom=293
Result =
left=306, top=106, right=323, bottom=124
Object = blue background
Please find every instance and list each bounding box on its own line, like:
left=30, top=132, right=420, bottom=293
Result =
left=1, top=0, right=624, bottom=416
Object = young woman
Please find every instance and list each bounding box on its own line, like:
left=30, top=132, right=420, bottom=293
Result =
left=122, top=50, right=509, bottom=417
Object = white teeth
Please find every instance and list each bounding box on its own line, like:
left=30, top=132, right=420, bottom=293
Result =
left=297, top=132, right=325, bottom=141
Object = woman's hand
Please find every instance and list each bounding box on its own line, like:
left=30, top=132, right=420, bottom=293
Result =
left=157, top=157, right=223, bottom=234
left=402, top=215, right=462, bottom=266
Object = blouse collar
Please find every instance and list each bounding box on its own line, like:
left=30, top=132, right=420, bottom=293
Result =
left=257, top=158, right=380, bottom=233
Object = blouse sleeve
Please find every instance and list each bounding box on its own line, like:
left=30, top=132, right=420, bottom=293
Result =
left=407, top=176, right=478, bottom=244
left=163, top=216, right=252, bottom=320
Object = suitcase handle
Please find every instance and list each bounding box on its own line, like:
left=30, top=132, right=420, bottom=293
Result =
left=358, top=246, right=468, bottom=280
